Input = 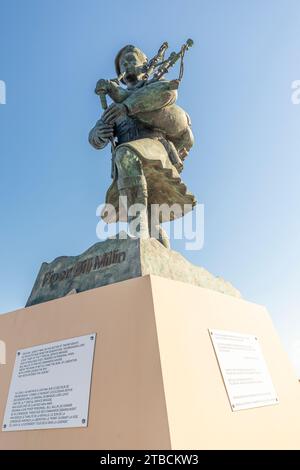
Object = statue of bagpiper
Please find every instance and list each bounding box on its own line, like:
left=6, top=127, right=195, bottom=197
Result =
left=89, top=40, right=196, bottom=248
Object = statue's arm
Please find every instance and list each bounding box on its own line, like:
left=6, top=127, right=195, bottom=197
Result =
left=123, top=80, right=178, bottom=116
left=88, top=119, right=111, bottom=150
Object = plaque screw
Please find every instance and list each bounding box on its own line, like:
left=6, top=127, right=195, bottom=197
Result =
left=82, top=418, right=86, bottom=424
left=3, top=424, right=6, bottom=429
left=17, top=352, right=20, bottom=356
left=90, top=336, right=94, bottom=341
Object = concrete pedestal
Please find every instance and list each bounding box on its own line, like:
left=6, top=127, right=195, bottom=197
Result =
left=0, top=275, right=299, bottom=449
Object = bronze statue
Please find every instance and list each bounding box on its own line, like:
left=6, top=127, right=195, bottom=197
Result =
left=89, top=40, right=196, bottom=248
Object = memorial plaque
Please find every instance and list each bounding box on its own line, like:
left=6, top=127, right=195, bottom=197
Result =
left=2, top=333, right=96, bottom=431
left=209, top=329, right=278, bottom=411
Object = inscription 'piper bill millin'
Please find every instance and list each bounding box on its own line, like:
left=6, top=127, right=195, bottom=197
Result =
left=42, top=249, right=126, bottom=286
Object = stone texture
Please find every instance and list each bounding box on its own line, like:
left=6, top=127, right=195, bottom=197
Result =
left=26, top=237, right=141, bottom=307
left=140, top=238, right=241, bottom=298
left=26, top=236, right=241, bottom=307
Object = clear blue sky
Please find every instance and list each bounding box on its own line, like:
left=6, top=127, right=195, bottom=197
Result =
left=0, top=0, right=300, bottom=373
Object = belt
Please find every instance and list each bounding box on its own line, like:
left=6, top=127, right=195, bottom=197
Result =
left=116, top=129, right=166, bottom=145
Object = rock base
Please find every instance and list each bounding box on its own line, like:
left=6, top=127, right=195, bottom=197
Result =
left=26, top=236, right=240, bottom=307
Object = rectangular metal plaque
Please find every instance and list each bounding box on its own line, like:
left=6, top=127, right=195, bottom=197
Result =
left=2, top=333, right=96, bottom=431
left=209, top=329, right=278, bottom=411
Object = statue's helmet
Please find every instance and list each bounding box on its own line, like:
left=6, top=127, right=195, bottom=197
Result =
left=115, top=45, right=148, bottom=82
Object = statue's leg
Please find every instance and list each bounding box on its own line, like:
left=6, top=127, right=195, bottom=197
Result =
left=115, top=146, right=149, bottom=239
left=147, top=206, right=171, bottom=249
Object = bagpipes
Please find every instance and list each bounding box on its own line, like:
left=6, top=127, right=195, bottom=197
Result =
left=95, top=39, right=194, bottom=110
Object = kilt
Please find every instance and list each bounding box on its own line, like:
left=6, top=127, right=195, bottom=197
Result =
left=102, top=137, right=196, bottom=223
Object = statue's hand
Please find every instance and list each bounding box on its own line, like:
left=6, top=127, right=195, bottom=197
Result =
left=102, top=103, right=127, bottom=124
left=89, top=121, right=114, bottom=149
left=95, top=79, right=110, bottom=95
left=95, top=122, right=114, bottom=140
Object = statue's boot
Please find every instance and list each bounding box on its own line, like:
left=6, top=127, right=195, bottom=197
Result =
left=147, top=210, right=170, bottom=249
left=158, top=225, right=171, bottom=249
left=118, top=175, right=150, bottom=239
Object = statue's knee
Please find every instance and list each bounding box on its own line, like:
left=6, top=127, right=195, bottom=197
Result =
left=115, top=147, right=141, bottom=174
left=114, top=147, right=127, bottom=166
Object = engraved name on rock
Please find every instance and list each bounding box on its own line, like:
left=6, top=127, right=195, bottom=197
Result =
left=26, top=237, right=142, bottom=307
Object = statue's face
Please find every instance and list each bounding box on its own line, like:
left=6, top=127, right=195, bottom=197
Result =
left=119, top=51, right=145, bottom=86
